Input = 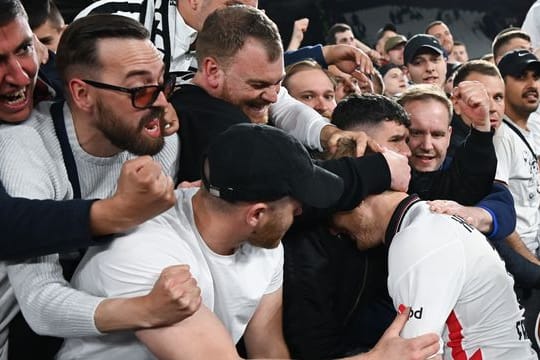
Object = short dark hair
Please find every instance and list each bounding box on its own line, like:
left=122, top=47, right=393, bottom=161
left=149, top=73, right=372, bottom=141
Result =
left=22, top=0, right=63, bottom=30
left=453, top=60, right=502, bottom=86
left=425, top=20, right=446, bottom=34
left=196, top=5, right=282, bottom=69
left=326, top=23, right=352, bottom=45
left=0, top=0, right=27, bottom=27
left=56, top=14, right=150, bottom=89
left=332, top=93, right=410, bottom=131
left=492, top=28, right=531, bottom=59
left=453, top=40, right=465, bottom=47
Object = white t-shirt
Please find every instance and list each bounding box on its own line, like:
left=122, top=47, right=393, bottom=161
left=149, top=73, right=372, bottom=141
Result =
left=493, top=118, right=540, bottom=254
left=387, top=198, right=537, bottom=360
left=57, top=188, right=283, bottom=360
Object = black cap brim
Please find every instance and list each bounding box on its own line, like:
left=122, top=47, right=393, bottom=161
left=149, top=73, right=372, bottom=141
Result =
left=510, top=61, right=540, bottom=78
left=405, top=45, right=443, bottom=64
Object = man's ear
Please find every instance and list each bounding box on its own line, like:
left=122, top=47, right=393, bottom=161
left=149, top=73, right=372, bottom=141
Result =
left=69, top=78, right=94, bottom=112
left=187, top=0, right=200, bottom=11
left=452, top=94, right=462, bottom=115
left=201, top=57, right=224, bottom=90
left=245, top=203, right=268, bottom=228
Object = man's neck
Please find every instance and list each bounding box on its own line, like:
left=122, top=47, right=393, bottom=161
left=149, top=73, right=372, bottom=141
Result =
left=505, top=109, right=530, bottom=131
left=70, top=106, right=121, bottom=157
left=191, top=73, right=217, bottom=97
left=192, top=192, right=248, bottom=256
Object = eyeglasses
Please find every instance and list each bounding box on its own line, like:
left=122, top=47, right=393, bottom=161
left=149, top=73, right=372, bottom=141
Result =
left=82, top=74, right=176, bottom=109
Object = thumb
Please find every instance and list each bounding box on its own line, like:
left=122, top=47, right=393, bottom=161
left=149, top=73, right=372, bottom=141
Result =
left=383, top=305, right=409, bottom=338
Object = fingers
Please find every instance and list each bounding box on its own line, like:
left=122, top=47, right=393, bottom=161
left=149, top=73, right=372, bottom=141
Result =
left=163, top=102, right=180, bottom=136
left=382, top=149, right=411, bottom=192
left=365, top=138, right=383, bottom=154
left=382, top=306, right=410, bottom=337
left=177, top=180, right=202, bottom=189
left=160, top=264, right=192, bottom=283
left=294, top=18, right=309, bottom=32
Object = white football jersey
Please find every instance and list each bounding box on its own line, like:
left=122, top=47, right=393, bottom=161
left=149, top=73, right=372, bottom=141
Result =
left=387, top=196, right=537, bottom=360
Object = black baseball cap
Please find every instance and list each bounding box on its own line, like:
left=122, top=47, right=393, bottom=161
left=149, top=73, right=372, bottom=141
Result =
left=404, top=34, right=444, bottom=65
left=497, top=49, right=540, bottom=78
left=202, top=123, right=344, bottom=208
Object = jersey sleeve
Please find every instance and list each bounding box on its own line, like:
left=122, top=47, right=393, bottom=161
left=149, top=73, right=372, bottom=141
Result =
left=387, top=225, right=466, bottom=351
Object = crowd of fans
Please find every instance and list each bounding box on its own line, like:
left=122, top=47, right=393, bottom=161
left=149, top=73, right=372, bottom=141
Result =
left=0, top=0, right=540, bottom=359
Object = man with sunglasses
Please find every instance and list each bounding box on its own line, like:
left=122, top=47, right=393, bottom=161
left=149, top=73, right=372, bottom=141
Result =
left=0, top=13, right=203, bottom=359
left=77, top=0, right=379, bottom=164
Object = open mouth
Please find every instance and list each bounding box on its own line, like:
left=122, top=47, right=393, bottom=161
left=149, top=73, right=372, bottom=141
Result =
left=523, top=90, right=539, bottom=101
left=0, top=88, right=28, bottom=109
left=423, top=76, right=439, bottom=84
left=414, top=154, right=436, bottom=163
left=143, top=118, right=162, bottom=138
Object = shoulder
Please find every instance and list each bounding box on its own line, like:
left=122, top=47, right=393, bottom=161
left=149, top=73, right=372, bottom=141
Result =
left=74, top=208, right=200, bottom=297
left=389, top=208, right=467, bottom=270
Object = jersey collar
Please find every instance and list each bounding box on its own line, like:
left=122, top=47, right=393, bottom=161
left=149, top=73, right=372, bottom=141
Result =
left=384, top=194, right=421, bottom=247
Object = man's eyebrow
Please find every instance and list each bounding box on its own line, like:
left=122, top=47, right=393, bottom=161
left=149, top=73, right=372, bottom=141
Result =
left=124, top=66, right=166, bottom=81
left=0, top=36, right=33, bottom=62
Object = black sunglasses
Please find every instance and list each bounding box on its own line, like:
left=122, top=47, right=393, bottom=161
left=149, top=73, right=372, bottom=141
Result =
left=82, top=74, right=176, bottom=109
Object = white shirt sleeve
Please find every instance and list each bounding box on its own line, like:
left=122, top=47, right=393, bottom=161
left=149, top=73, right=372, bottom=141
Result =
left=387, top=226, right=466, bottom=354
left=264, top=243, right=283, bottom=295
left=493, top=129, right=513, bottom=184
left=74, top=220, right=202, bottom=300
left=7, top=255, right=104, bottom=337
left=522, top=1, right=540, bottom=51
left=269, top=86, right=331, bottom=151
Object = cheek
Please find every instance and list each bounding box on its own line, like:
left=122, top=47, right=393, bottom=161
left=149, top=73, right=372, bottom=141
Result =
left=407, top=138, right=420, bottom=150
left=22, top=58, right=38, bottom=79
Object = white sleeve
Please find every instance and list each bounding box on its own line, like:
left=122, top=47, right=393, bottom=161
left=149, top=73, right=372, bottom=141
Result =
left=0, top=126, right=69, bottom=200
left=0, top=126, right=103, bottom=337
left=7, top=255, right=104, bottom=337
left=522, top=1, right=540, bottom=51
left=493, top=130, right=513, bottom=184
left=387, top=226, right=466, bottom=353
left=75, top=221, right=201, bottom=299
left=269, top=86, right=331, bottom=151
left=264, top=243, right=283, bottom=295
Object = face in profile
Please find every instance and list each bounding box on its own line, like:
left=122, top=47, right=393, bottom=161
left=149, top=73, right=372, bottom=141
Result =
left=331, top=194, right=383, bottom=250
left=248, top=197, right=302, bottom=249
